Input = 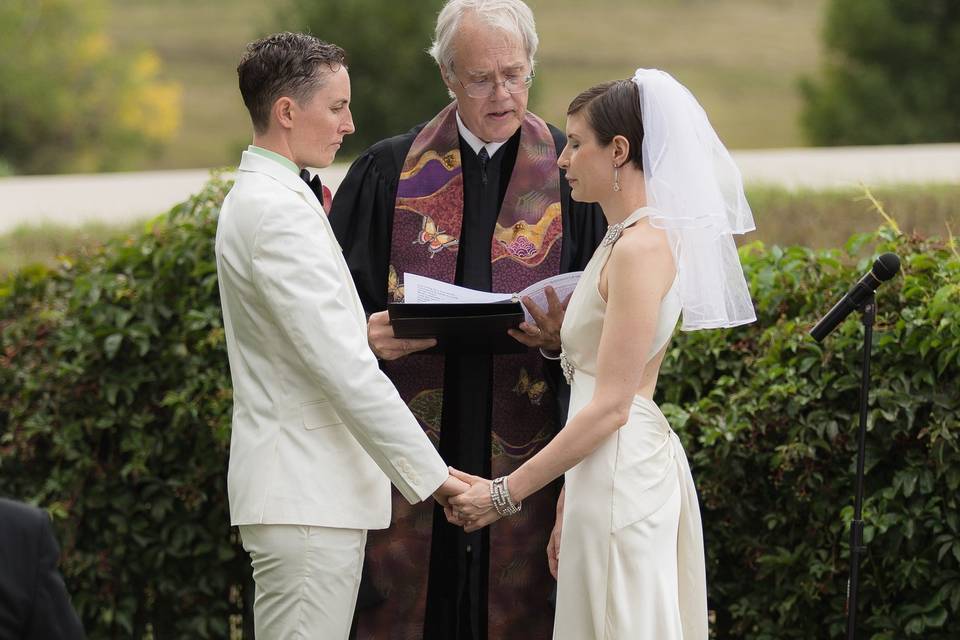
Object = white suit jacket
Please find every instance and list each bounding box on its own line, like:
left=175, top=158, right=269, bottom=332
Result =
left=215, top=151, right=448, bottom=529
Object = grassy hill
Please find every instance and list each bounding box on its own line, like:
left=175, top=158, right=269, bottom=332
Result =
left=108, top=0, right=825, bottom=170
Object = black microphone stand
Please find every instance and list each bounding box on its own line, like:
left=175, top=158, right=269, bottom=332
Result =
left=845, top=292, right=875, bottom=640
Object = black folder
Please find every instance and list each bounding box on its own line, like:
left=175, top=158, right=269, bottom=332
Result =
left=388, top=302, right=526, bottom=354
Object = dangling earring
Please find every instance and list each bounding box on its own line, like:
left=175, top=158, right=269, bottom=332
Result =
left=613, top=164, right=621, bottom=192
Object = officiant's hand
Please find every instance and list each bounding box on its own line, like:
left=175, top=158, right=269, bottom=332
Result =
left=446, top=468, right=502, bottom=533
left=367, top=311, right=436, bottom=360
left=508, top=286, right=568, bottom=353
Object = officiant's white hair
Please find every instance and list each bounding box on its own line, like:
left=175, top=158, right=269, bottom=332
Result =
left=429, top=0, right=539, bottom=72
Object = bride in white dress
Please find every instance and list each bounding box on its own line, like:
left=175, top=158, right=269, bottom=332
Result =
left=449, top=69, right=756, bottom=639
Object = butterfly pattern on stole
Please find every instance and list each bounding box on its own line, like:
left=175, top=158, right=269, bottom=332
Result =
left=413, top=214, right=459, bottom=258
left=513, top=367, right=548, bottom=405
left=387, top=264, right=405, bottom=302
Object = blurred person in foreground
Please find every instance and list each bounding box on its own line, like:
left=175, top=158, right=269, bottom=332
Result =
left=214, top=32, right=466, bottom=638
left=449, top=70, right=757, bottom=639
left=328, top=1, right=606, bottom=638
left=0, top=497, right=85, bottom=639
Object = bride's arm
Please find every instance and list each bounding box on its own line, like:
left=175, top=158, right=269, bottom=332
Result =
left=507, top=225, right=675, bottom=503
left=448, top=224, right=675, bottom=528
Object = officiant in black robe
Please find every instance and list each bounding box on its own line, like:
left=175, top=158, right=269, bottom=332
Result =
left=328, top=2, right=605, bottom=639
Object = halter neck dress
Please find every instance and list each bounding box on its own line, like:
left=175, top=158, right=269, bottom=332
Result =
left=553, top=207, right=708, bottom=640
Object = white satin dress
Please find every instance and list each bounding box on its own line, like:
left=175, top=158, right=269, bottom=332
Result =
left=553, top=208, right=708, bottom=640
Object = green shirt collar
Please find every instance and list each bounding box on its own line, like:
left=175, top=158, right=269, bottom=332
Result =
left=248, top=145, right=300, bottom=175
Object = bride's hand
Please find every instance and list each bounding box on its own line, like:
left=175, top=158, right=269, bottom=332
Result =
left=448, top=468, right=500, bottom=532
left=547, top=487, right=565, bottom=579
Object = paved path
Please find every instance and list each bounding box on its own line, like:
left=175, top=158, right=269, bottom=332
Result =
left=2, top=144, right=959, bottom=234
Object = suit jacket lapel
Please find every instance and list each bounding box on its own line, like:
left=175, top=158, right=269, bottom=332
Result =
left=237, top=151, right=365, bottom=322
left=238, top=151, right=327, bottom=217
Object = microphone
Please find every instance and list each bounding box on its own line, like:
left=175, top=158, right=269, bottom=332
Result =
left=810, top=253, right=900, bottom=342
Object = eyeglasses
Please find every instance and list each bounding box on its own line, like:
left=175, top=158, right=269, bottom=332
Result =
left=453, top=70, right=535, bottom=99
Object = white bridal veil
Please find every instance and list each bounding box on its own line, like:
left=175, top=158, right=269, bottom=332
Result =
left=634, top=68, right=757, bottom=330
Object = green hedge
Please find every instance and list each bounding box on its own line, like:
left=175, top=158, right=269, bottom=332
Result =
left=0, top=175, right=246, bottom=637
left=660, top=229, right=960, bottom=637
left=1, top=177, right=957, bottom=638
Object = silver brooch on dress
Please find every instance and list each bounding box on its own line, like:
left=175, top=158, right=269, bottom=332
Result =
left=601, top=221, right=626, bottom=247
left=559, top=351, right=575, bottom=384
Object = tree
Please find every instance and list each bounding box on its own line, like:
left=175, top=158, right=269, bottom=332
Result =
left=0, top=0, right=180, bottom=174
left=282, top=0, right=450, bottom=155
left=801, top=0, right=960, bottom=146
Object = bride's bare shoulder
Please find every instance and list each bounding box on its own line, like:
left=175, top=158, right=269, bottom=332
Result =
left=609, top=221, right=673, bottom=275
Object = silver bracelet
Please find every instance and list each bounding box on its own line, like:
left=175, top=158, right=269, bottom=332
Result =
left=490, top=476, right=522, bottom=517
left=539, top=347, right=561, bottom=360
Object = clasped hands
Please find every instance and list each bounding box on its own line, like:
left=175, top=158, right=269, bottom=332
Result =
left=367, top=286, right=568, bottom=360
left=433, top=468, right=503, bottom=533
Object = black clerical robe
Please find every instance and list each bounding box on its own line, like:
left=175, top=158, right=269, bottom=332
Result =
left=330, top=121, right=605, bottom=640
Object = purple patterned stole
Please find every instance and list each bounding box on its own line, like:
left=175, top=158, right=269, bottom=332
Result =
left=359, top=103, right=563, bottom=639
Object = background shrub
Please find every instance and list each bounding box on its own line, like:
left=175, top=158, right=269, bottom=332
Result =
left=1, top=179, right=958, bottom=637
left=281, top=0, right=449, bottom=156
left=801, top=0, right=960, bottom=145
left=0, top=0, right=181, bottom=174
left=0, top=176, right=246, bottom=637
left=661, top=227, right=960, bottom=637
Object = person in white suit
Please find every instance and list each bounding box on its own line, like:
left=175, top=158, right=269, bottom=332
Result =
left=215, top=32, right=467, bottom=639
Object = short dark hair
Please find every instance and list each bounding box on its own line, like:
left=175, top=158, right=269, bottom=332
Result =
left=567, top=79, right=644, bottom=170
left=237, top=32, right=346, bottom=134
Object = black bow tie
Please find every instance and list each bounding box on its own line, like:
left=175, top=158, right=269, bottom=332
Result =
left=300, top=169, right=324, bottom=203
